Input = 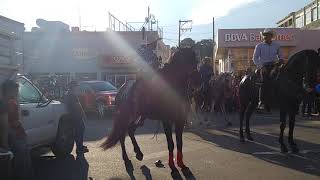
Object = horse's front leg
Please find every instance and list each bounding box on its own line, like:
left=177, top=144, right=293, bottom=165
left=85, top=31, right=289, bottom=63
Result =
left=245, top=102, right=256, bottom=141
left=279, top=109, right=288, bottom=153
left=128, top=125, right=143, bottom=161
left=175, top=118, right=193, bottom=178
left=120, top=135, right=133, bottom=171
left=288, top=110, right=299, bottom=153
left=175, top=120, right=186, bottom=169
left=162, top=121, right=182, bottom=179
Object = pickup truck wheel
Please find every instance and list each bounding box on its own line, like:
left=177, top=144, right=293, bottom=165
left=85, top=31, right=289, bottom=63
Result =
left=51, top=116, right=74, bottom=157
left=97, top=101, right=105, bottom=120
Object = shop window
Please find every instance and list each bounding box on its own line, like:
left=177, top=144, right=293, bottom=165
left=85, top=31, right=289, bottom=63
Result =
left=306, top=11, right=312, bottom=24
left=75, top=73, right=97, bottom=81
left=295, top=16, right=304, bottom=28
left=288, top=19, right=293, bottom=26
left=318, top=5, right=320, bottom=20
left=312, top=8, right=317, bottom=21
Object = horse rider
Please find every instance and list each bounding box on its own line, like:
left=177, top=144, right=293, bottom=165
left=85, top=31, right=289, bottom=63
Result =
left=199, top=57, right=214, bottom=111
left=253, top=28, right=284, bottom=112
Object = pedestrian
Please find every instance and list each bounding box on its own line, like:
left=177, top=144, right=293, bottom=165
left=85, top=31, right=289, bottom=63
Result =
left=64, top=80, right=89, bottom=155
left=301, top=91, right=315, bottom=118
left=199, top=57, right=214, bottom=111
left=253, top=28, right=284, bottom=112
left=3, top=80, right=33, bottom=180
left=0, top=94, right=8, bottom=150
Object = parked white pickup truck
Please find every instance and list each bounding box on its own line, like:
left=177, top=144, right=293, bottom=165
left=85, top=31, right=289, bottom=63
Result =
left=18, top=75, right=74, bottom=157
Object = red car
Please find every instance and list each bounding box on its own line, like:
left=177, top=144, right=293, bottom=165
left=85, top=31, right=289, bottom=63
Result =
left=78, top=81, right=117, bottom=118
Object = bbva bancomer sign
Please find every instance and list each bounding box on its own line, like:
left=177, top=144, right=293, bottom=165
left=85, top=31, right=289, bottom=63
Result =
left=224, top=32, right=294, bottom=42
left=218, top=28, right=299, bottom=48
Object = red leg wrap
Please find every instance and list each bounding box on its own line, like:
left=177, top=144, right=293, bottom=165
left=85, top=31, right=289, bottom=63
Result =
left=177, top=151, right=185, bottom=168
left=169, top=152, right=175, bottom=167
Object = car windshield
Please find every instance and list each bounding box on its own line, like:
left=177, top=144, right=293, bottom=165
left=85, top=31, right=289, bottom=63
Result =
left=88, top=82, right=117, bottom=92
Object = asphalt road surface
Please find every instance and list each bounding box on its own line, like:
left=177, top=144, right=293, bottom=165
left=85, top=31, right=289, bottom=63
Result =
left=33, top=112, right=320, bottom=180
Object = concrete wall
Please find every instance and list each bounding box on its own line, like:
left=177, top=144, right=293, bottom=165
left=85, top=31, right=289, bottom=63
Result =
left=0, top=16, right=24, bottom=70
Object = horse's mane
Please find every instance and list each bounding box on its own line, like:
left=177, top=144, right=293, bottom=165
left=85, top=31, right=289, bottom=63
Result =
left=167, top=48, right=197, bottom=67
left=285, top=49, right=318, bottom=69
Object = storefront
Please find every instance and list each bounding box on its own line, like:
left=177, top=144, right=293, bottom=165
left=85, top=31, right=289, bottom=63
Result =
left=23, top=24, right=168, bottom=88
left=215, top=28, right=320, bottom=75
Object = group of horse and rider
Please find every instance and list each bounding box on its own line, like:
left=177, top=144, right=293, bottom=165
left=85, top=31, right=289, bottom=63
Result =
left=98, top=27, right=320, bottom=178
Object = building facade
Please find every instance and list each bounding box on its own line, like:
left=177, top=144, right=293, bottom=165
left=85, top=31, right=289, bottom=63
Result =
left=0, top=15, right=24, bottom=70
left=23, top=20, right=169, bottom=87
left=215, top=28, right=320, bottom=74
left=277, top=0, right=320, bottom=29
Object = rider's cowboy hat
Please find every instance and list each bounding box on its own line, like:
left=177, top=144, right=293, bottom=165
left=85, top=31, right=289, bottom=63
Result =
left=203, top=57, right=211, bottom=62
left=260, top=28, right=275, bottom=37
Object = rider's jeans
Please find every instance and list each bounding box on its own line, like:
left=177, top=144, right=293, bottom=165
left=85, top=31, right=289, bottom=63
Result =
left=260, top=65, right=274, bottom=110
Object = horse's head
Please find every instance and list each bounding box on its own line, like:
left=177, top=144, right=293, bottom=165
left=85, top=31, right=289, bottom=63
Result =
left=170, top=47, right=197, bottom=73
left=285, top=49, right=320, bottom=88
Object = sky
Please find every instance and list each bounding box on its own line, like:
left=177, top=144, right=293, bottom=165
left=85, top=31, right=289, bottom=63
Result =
left=0, top=0, right=313, bottom=46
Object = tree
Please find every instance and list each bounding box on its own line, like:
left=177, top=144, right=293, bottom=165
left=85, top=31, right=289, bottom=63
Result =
left=194, top=39, right=214, bottom=61
left=180, top=38, right=195, bottom=48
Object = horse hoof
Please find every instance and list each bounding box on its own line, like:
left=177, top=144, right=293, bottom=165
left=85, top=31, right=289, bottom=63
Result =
left=246, top=135, right=254, bottom=141
left=125, top=160, right=134, bottom=171
left=181, top=166, right=193, bottom=177
left=240, top=137, right=245, bottom=143
left=290, top=145, right=299, bottom=154
left=136, top=152, right=144, bottom=161
left=280, top=144, right=288, bottom=153
left=171, top=168, right=182, bottom=180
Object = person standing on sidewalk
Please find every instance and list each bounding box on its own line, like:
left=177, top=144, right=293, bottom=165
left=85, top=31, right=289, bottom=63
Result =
left=3, top=80, right=33, bottom=180
left=64, top=81, right=89, bottom=155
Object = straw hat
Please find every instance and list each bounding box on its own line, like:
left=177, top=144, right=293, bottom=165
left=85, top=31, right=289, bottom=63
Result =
left=260, top=28, right=275, bottom=37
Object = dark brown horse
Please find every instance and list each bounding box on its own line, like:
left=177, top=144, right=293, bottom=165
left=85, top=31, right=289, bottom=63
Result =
left=101, top=48, right=199, bottom=178
left=239, top=49, right=320, bottom=153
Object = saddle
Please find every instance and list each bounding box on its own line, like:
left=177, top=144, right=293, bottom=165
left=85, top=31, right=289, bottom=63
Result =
left=254, top=63, right=284, bottom=86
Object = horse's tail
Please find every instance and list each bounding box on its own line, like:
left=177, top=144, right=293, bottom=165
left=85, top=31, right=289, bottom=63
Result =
left=101, top=81, right=137, bottom=150
left=101, top=102, right=131, bottom=150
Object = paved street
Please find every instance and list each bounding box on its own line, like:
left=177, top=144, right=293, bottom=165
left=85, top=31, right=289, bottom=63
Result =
left=33, top=112, right=320, bottom=180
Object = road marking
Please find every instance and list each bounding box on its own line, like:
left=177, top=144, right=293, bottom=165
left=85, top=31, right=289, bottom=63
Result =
left=253, top=149, right=320, bottom=155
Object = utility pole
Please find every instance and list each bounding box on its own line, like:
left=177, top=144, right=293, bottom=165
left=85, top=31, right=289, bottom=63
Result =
left=212, top=17, right=215, bottom=74
left=148, top=6, right=150, bottom=31
left=178, top=20, right=181, bottom=47
left=178, top=20, right=192, bottom=47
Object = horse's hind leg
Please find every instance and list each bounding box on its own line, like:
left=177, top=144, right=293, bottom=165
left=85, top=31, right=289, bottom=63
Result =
left=279, top=109, right=288, bottom=153
left=220, top=104, right=232, bottom=126
left=288, top=110, right=299, bottom=153
left=120, top=135, right=133, bottom=171
left=128, top=125, right=143, bottom=161
left=239, top=103, right=247, bottom=142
